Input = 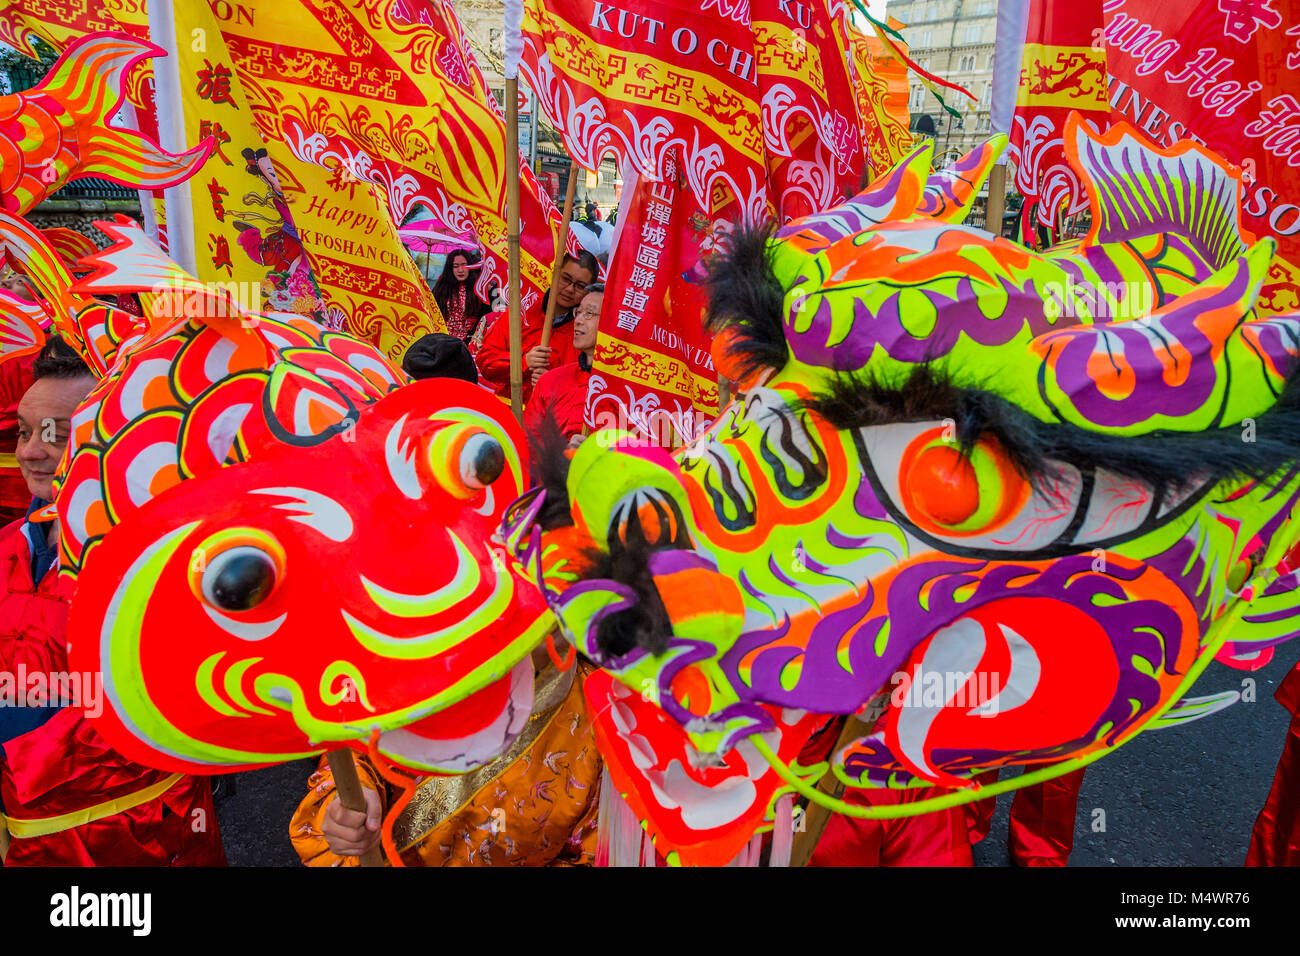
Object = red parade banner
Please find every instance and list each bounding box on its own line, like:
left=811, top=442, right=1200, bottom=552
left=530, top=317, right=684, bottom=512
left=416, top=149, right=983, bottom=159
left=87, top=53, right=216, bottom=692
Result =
left=1102, top=0, right=1300, bottom=312
left=588, top=148, right=719, bottom=443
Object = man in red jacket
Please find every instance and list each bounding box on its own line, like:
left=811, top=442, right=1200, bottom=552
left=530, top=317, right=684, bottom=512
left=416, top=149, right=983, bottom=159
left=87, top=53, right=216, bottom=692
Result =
left=476, top=250, right=599, bottom=405
left=525, top=283, right=602, bottom=446
left=0, top=338, right=225, bottom=866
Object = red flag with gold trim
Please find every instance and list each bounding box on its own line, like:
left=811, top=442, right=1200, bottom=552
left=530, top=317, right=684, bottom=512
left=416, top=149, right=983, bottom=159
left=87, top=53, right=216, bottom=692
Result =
left=1102, top=0, right=1300, bottom=314
left=217, top=0, right=564, bottom=315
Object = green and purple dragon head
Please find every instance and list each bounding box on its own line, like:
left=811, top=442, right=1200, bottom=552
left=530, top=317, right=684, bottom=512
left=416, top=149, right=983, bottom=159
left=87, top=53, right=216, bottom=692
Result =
left=509, top=117, right=1300, bottom=866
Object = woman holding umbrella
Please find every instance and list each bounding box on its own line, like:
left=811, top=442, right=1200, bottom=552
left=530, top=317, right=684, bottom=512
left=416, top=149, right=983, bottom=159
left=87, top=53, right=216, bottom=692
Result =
left=432, top=249, right=490, bottom=342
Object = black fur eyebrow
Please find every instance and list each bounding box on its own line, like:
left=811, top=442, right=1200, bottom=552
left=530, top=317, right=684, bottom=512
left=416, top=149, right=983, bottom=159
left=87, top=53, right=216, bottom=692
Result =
left=703, top=223, right=788, bottom=384
left=801, top=364, right=1300, bottom=496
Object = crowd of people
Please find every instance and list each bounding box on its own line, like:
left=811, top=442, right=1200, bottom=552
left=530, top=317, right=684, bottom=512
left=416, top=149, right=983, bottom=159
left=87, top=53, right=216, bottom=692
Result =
left=0, top=225, right=1296, bottom=868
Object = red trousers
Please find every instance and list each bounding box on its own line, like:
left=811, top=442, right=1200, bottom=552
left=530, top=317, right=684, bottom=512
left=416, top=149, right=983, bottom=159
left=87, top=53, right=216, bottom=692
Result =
left=809, top=784, right=975, bottom=867
left=966, top=766, right=1087, bottom=866
left=1246, top=662, right=1300, bottom=866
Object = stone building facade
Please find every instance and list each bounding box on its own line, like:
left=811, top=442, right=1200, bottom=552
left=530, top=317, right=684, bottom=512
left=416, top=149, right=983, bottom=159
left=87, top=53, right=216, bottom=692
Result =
left=887, top=0, right=999, bottom=165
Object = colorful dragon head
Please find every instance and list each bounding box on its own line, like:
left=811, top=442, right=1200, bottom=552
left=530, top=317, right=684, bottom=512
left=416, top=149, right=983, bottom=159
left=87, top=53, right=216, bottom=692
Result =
left=10, top=218, right=554, bottom=777
left=521, top=118, right=1300, bottom=865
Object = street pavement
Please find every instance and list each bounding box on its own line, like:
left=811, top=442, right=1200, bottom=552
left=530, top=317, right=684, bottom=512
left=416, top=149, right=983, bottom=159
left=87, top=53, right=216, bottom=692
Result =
left=216, top=645, right=1300, bottom=867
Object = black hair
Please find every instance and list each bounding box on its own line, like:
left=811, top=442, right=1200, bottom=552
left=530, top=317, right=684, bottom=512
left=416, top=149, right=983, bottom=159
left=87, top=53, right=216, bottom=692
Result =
left=401, top=333, right=478, bottom=383
left=803, top=363, right=1300, bottom=497
left=562, top=250, right=600, bottom=284
left=583, top=282, right=605, bottom=296
left=521, top=414, right=675, bottom=657
left=32, top=336, right=93, bottom=381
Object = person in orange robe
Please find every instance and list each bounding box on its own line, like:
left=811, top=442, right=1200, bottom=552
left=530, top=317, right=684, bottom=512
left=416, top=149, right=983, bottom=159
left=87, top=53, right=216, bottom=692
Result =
left=0, top=338, right=225, bottom=866
left=290, top=654, right=603, bottom=867
left=475, top=251, right=598, bottom=406
left=1246, top=659, right=1300, bottom=866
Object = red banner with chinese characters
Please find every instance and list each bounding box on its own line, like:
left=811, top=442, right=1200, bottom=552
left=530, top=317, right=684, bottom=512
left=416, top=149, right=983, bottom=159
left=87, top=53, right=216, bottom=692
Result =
left=589, top=148, right=718, bottom=443
left=753, top=0, right=866, bottom=222
left=1103, top=0, right=1300, bottom=312
left=519, top=0, right=770, bottom=222
left=1004, top=0, right=1110, bottom=233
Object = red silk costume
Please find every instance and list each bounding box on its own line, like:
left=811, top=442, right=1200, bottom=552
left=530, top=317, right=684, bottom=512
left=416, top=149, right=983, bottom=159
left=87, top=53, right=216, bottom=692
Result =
left=475, top=304, right=579, bottom=406
left=1246, top=661, right=1300, bottom=866
left=524, top=360, right=590, bottom=441
left=965, top=766, right=1087, bottom=866
left=0, top=518, right=226, bottom=866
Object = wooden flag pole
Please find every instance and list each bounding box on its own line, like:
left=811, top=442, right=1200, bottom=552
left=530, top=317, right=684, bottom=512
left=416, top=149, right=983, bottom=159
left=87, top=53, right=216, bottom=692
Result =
left=789, top=714, right=872, bottom=867
left=506, top=75, right=524, bottom=424
left=986, top=163, right=1008, bottom=238
left=326, top=748, right=385, bottom=867
left=539, top=159, right=581, bottom=350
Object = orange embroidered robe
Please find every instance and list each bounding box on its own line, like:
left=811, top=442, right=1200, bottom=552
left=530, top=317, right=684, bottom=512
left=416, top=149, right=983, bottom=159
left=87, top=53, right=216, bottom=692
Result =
left=290, top=661, right=602, bottom=866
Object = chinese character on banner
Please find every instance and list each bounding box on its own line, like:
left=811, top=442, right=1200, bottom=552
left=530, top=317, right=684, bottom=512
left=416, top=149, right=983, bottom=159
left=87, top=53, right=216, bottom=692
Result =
left=641, top=224, right=667, bottom=247
left=196, top=61, right=236, bottom=105
left=209, top=234, right=234, bottom=274
left=629, top=266, right=656, bottom=290
left=198, top=120, right=233, bottom=164
left=208, top=178, right=229, bottom=222
left=1219, top=0, right=1282, bottom=42
left=1286, top=23, right=1300, bottom=68
left=636, top=247, right=662, bottom=269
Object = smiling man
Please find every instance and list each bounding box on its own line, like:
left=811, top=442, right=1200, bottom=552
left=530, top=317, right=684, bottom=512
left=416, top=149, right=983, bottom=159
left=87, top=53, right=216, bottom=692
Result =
left=475, top=250, right=599, bottom=405
left=0, top=337, right=226, bottom=866
left=524, top=283, right=603, bottom=447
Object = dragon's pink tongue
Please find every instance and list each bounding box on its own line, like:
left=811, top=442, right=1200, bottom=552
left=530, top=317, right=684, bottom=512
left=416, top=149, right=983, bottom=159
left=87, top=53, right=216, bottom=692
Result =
left=381, top=658, right=537, bottom=774
left=403, top=672, right=515, bottom=742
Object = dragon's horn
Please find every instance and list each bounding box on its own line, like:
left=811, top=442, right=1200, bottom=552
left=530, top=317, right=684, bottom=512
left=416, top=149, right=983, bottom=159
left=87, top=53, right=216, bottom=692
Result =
left=1065, top=112, right=1252, bottom=272
left=918, top=135, right=1008, bottom=225
left=14, top=33, right=213, bottom=211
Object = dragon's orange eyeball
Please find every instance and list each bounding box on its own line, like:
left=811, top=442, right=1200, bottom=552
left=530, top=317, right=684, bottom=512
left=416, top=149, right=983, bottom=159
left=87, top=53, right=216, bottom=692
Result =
left=908, top=445, right=980, bottom=526
left=899, top=430, right=1029, bottom=537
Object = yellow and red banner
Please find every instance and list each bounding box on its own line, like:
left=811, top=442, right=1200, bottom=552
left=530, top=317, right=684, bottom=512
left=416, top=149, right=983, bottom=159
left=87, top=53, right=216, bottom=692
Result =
left=842, top=15, right=915, bottom=180
left=999, top=0, right=1110, bottom=234
left=148, top=2, right=321, bottom=315
left=214, top=0, right=563, bottom=315
left=753, top=0, right=866, bottom=222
